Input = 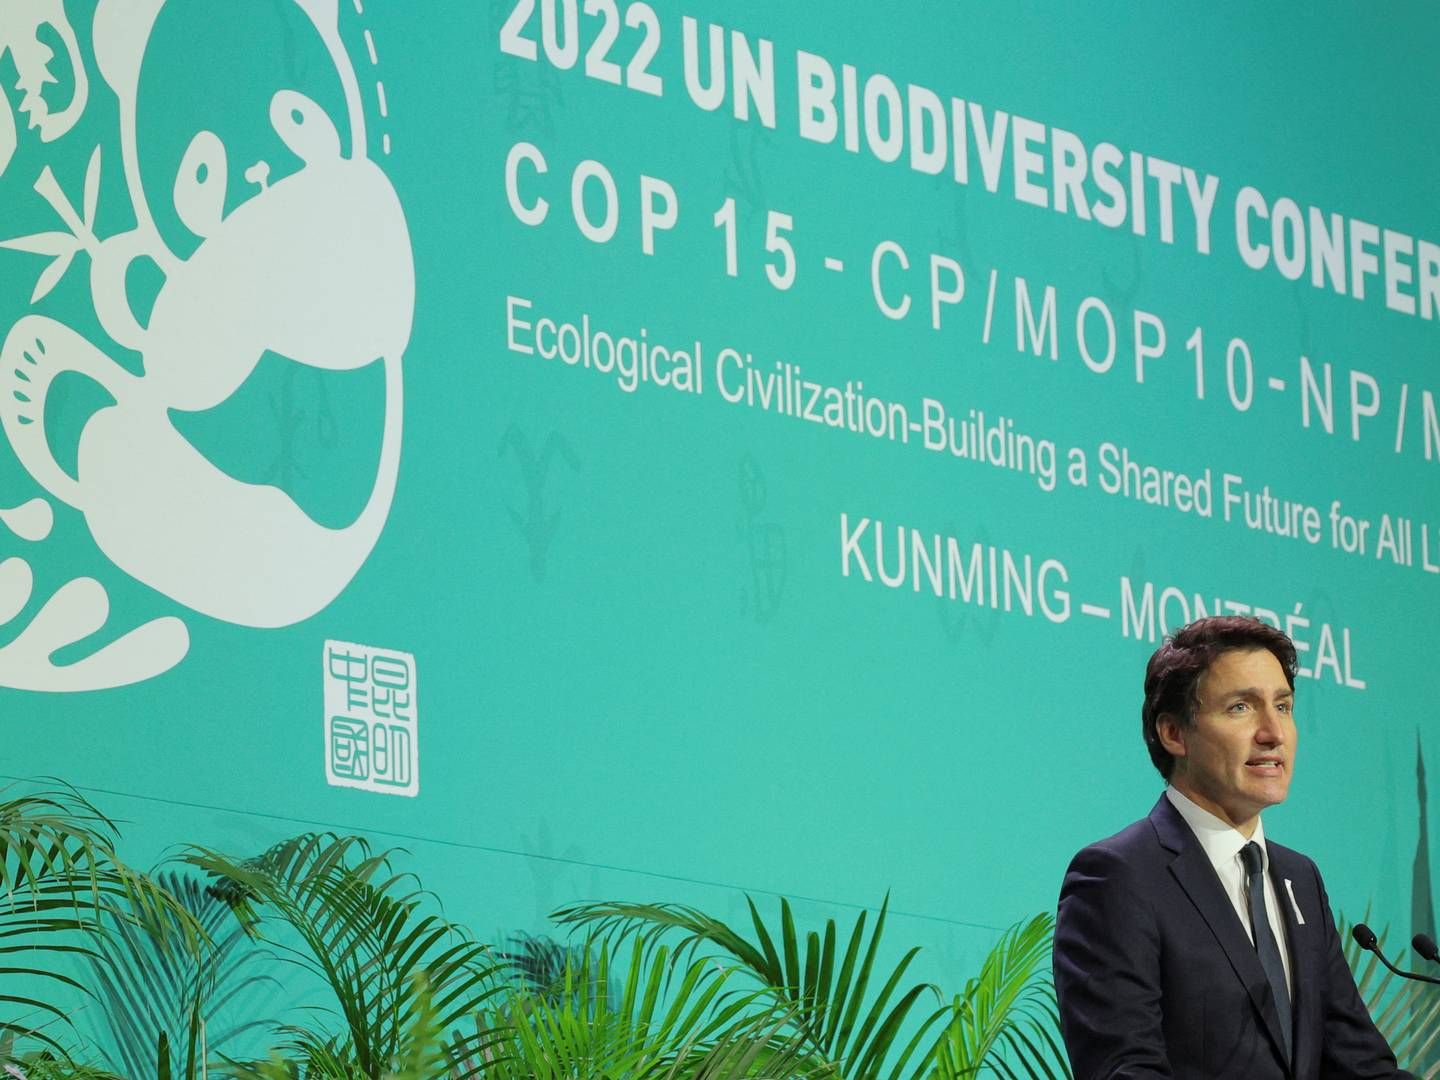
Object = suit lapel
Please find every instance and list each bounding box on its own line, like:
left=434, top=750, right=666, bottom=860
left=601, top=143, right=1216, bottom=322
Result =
left=1150, top=797, right=1293, bottom=1072
left=1268, top=844, right=1314, bottom=1077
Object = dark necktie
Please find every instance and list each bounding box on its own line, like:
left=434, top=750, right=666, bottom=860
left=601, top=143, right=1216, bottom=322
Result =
left=1241, top=840, right=1292, bottom=1064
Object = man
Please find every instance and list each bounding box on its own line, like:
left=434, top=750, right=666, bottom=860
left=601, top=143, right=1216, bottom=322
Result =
left=1054, top=616, right=1410, bottom=1078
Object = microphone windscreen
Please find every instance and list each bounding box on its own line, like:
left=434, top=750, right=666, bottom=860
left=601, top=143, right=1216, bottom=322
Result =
left=1413, top=933, right=1440, bottom=963
left=1352, top=923, right=1379, bottom=951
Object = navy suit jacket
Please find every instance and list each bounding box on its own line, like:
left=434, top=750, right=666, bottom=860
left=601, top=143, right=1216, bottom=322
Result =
left=1054, top=796, right=1410, bottom=1079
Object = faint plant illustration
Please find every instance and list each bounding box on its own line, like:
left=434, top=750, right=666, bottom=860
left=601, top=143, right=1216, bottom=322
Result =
left=724, top=120, right=775, bottom=228
left=264, top=365, right=339, bottom=490
left=518, top=818, right=590, bottom=922
left=488, top=3, right=564, bottom=141
left=266, top=0, right=312, bottom=85
left=934, top=518, right=1000, bottom=648
left=737, top=454, right=786, bottom=624
left=1291, top=277, right=1314, bottom=360
left=499, top=424, right=581, bottom=583
left=933, top=180, right=978, bottom=278
left=1099, top=234, right=1144, bottom=316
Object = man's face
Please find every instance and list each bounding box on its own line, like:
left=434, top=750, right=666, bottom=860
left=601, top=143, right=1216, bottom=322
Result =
left=1160, top=648, right=1296, bottom=833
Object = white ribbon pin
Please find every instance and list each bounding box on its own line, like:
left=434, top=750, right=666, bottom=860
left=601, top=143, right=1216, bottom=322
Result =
left=1284, top=878, right=1306, bottom=925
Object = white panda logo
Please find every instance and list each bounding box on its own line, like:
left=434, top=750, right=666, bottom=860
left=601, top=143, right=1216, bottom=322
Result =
left=0, top=0, right=415, bottom=690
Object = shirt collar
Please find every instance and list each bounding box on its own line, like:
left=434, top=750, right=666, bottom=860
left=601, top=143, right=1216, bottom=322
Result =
left=1165, top=785, right=1267, bottom=867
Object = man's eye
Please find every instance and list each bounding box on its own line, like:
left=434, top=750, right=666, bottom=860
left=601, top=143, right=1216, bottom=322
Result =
left=1228, top=701, right=1251, bottom=713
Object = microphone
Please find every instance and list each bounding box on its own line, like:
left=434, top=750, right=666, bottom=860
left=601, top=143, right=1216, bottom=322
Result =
left=1351, top=924, right=1440, bottom=986
left=1413, top=933, right=1440, bottom=965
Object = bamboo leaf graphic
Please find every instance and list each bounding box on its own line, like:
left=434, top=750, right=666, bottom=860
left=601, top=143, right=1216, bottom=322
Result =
left=83, top=146, right=102, bottom=229
left=32, top=251, right=76, bottom=303
left=1, top=231, right=81, bottom=257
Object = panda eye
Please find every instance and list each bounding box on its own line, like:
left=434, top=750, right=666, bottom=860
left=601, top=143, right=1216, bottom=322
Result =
left=270, top=90, right=341, bottom=163
left=174, top=130, right=228, bottom=239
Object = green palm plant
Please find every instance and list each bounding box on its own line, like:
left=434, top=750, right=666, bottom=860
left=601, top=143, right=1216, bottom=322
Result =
left=556, top=894, right=954, bottom=1080
left=84, top=870, right=279, bottom=1079
left=4, top=782, right=1071, bottom=1080
left=491, top=934, right=596, bottom=1006
left=931, top=914, right=1069, bottom=1080
left=0, top=1042, right=124, bottom=1079
left=240, top=976, right=451, bottom=1080
left=1339, top=915, right=1440, bottom=1078
left=183, top=833, right=506, bottom=1079
left=0, top=783, right=203, bottom=1061
left=469, top=928, right=828, bottom=1079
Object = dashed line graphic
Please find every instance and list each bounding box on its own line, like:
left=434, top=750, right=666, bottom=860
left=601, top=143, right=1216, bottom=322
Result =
left=351, top=0, right=392, bottom=154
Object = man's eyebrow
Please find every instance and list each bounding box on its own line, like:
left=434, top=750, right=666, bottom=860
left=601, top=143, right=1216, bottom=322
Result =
left=1220, top=686, right=1292, bottom=700
left=1220, top=686, right=1261, bottom=698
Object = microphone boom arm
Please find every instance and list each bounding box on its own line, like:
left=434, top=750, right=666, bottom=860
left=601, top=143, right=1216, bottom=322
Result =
left=1353, top=924, right=1440, bottom=987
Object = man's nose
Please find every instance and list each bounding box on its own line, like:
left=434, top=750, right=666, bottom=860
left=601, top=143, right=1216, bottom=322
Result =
left=1254, top=709, right=1285, bottom=743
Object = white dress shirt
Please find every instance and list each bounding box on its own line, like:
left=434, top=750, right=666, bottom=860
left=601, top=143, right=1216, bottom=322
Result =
left=1165, top=786, right=1294, bottom=994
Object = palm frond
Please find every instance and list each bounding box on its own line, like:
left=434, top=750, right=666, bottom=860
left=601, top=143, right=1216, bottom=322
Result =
left=184, top=833, right=504, bottom=1079
left=83, top=870, right=278, bottom=1079
left=933, top=913, right=1070, bottom=1080
left=473, top=929, right=831, bottom=1079
left=556, top=894, right=949, bottom=1080
left=493, top=932, right=597, bottom=1006
left=1339, top=914, right=1440, bottom=1078
left=0, top=1049, right=125, bottom=1079
left=0, top=783, right=204, bottom=1060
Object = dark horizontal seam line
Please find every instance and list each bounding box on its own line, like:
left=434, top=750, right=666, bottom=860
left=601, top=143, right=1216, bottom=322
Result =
left=1, top=773, right=1006, bottom=934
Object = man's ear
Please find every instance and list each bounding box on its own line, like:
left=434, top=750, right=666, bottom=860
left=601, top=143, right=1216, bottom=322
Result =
left=1156, top=713, right=1188, bottom=759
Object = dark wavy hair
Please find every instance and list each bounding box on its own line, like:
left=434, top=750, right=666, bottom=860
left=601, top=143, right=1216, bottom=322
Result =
left=1141, top=616, right=1299, bottom=780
